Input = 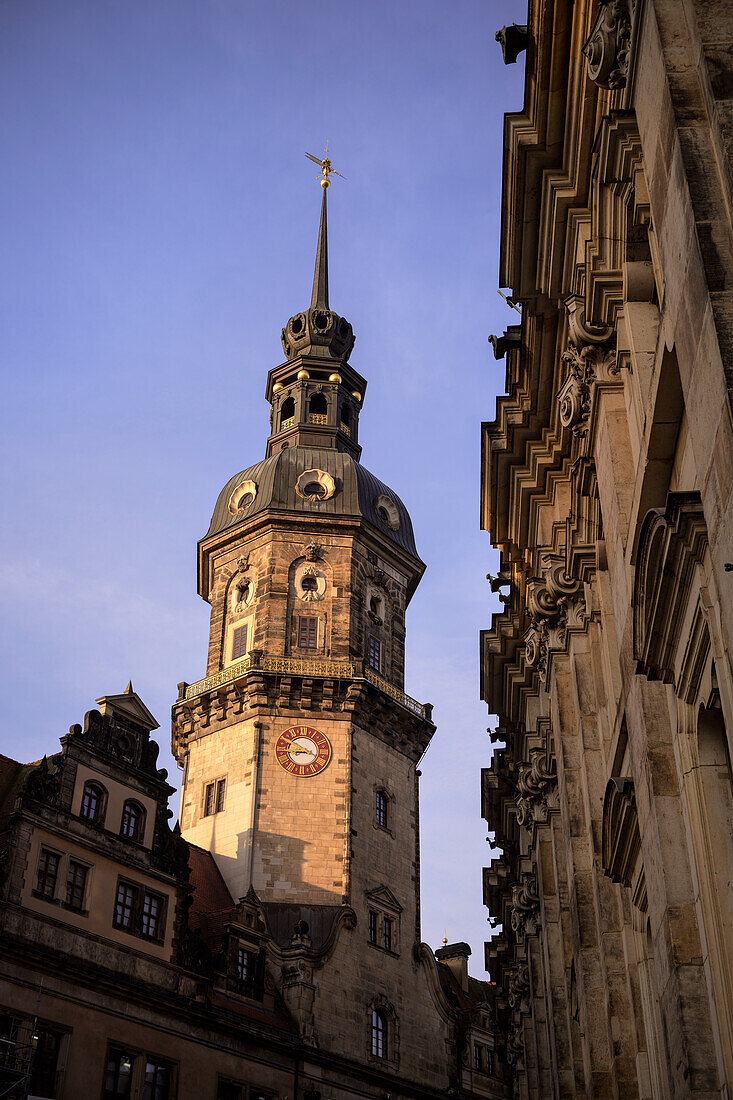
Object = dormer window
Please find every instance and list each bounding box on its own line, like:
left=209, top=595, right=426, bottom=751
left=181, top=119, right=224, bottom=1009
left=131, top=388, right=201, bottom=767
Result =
left=236, top=946, right=254, bottom=984
left=80, top=782, right=106, bottom=825
left=120, top=800, right=145, bottom=842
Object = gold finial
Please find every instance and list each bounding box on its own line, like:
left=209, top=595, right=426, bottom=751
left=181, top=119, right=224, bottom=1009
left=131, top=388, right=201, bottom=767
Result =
left=442, top=930, right=448, bottom=947
left=305, top=143, right=347, bottom=190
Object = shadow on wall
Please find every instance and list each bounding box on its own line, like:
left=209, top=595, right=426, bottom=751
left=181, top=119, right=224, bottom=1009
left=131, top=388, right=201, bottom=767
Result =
left=209, top=827, right=346, bottom=908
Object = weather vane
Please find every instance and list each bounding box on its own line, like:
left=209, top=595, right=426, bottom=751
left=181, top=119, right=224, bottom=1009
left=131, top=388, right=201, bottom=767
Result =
left=305, top=142, right=347, bottom=189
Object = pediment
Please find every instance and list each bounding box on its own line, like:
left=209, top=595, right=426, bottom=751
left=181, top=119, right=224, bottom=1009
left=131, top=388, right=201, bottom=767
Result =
left=96, top=682, right=159, bottom=731
left=365, top=885, right=403, bottom=913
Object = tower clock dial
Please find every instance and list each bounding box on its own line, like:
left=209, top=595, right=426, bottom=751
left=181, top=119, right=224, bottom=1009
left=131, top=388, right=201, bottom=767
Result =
left=275, top=725, right=332, bottom=777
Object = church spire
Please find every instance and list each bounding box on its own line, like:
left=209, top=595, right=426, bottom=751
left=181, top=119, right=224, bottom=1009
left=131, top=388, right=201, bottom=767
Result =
left=310, top=187, right=329, bottom=310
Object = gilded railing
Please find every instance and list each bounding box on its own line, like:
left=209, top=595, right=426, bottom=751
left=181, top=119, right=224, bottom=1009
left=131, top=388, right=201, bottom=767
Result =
left=363, top=667, right=424, bottom=716
left=339, top=422, right=351, bottom=437
left=308, top=413, right=328, bottom=425
left=182, top=654, right=429, bottom=718
left=281, top=416, right=295, bottom=430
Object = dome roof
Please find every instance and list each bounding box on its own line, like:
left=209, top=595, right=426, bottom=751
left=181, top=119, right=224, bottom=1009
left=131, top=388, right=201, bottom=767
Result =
left=203, top=447, right=420, bottom=560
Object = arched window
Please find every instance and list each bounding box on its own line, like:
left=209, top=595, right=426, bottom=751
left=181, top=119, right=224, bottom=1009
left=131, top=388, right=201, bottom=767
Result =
left=280, top=396, right=295, bottom=429
left=309, top=392, right=327, bottom=417
left=375, top=789, right=388, bottom=829
left=340, top=402, right=351, bottom=427
left=80, top=782, right=106, bottom=825
left=371, top=1009, right=387, bottom=1058
left=120, top=800, right=145, bottom=842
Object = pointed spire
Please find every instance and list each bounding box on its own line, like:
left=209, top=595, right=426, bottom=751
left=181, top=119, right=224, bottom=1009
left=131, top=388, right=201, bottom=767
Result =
left=124, top=680, right=134, bottom=695
left=310, top=186, right=329, bottom=310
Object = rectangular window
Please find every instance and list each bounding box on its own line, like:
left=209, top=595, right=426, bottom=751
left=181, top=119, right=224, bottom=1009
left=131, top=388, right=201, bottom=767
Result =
left=383, top=916, right=393, bottom=952
left=143, top=1059, right=172, bottom=1100
left=217, top=1083, right=243, bottom=1100
left=204, top=782, right=215, bottom=817
left=29, top=1026, right=62, bottom=1099
left=371, top=1010, right=386, bottom=1058
left=367, top=635, right=381, bottom=672
left=114, top=881, right=138, bottom=930
left=298, top=616, right=317, bottom=648
left=141, top=891, right=164, bottom=940
left=104, top=1049, right=135, bottom=1100
left=232, top=624, right=248, bottom=660
left=65, top=859, right=88, bottom=911
left=236, top=946, right=254, bottom=984
left=215, top=777, right=226, bottom=813
left=486, top=1048, right=494, bottom=1074
left=368, top=910, right=378, bottom=944
left=473, top=1043, right=483, bottom=1071
left=35, top=848, right=60, bottom=899
left=375, top=790, right=387, bottom=828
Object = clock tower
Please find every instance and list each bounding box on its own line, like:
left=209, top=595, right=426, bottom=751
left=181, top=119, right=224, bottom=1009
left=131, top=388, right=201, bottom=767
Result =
left=170, top=177, right=500, bottom=1096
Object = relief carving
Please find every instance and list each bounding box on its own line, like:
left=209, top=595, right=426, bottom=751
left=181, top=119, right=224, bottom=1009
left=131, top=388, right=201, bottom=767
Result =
left=509, top=876, right=540, bottom=938
left=524, top=553, right=587, bottom=681
left=583, top=0, right=633, bottom=90
left=515, top=748, right=558, bottom=828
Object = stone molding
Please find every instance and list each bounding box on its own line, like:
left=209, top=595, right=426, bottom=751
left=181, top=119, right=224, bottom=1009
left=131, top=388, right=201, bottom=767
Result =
left=557, top=295, right=617, bottom=438
left=515, top=748, right=558, bottom=829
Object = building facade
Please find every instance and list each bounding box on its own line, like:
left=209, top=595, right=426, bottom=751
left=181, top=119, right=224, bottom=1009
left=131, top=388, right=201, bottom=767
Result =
left=0, top=181, right=506, bottom=1099
left=481, top=2, right=733, bottom=1098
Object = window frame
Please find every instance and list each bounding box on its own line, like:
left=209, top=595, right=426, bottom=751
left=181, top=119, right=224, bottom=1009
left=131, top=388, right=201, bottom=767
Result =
left=375, top=789, right=388, bottom=829
left=120, top=800, right=145, bottom=842
left=34, top=846, right=61, bottom=900
left=113, top=878, right=167, bottom=944
left=371, top=1009, right=387, bottom=1059
left=64, top=858, right=89, bottom=912
left=298, top=615, right=318, bottom=649
left=232, top=623, right=248, bottom=661
left=80, top=781, right=107, bottom=826
left=368, top=910, right=378, bottom=944
left=367, top=635, right=381, bottom=672
left=382, top=915, right=393, bottom=952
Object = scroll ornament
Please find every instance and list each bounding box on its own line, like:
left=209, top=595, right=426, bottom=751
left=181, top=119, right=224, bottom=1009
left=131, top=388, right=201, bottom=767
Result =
left=510, top=876, right=540, bottom=938
left=583, top=0, right=633, bottom=90
left=515, top=748, right=558, bottom=828
left=524, top=554, right=587, bottom=681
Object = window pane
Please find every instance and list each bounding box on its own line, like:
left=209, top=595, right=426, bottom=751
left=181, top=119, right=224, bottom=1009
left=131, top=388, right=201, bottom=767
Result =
left=143, top=1060, right=171, bottom=1100
left=383, top=917, right=392, bottom=952
left=237, top=947, right=253, bottom=983
left=121, top=802, right=141, bottom=839
left=368, top=910, right=377, bottom=943
left=30, top=1026, right=61, bottom=1098
left=65, top=860, right=88, bottom=910
left=371, top=1009, right=386, bottom=1058
left=36, top=849, right=60, bottom=898
left=142, top=892, right=162, bottom=939
left=204, top=783, right=215, bottom=817
left=114, top=882, right=137, bottom=929
left=368, top=636, right=381, bottom=671
left=376, top=791, right=387, bottom=827
left=104, top=1049, right=134, bottom=1100
left=81, top=783, right=102, bottom=821
left=215, top=778, right=226, bottom=813
left=232, top=624, right=248, bottom=660
left=299, top=617, right=317, bottom=648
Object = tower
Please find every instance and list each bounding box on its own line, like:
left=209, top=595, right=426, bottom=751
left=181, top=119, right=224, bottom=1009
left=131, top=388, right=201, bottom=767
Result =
left=170, top=173, right=498, bottom=1094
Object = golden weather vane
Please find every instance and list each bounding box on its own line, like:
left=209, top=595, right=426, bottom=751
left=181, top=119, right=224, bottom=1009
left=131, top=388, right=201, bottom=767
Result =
left=305, top=142, right=347, bottom=189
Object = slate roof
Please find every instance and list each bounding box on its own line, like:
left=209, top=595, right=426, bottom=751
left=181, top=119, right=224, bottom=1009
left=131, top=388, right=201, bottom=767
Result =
left=203, top=447, right=421, bottom=560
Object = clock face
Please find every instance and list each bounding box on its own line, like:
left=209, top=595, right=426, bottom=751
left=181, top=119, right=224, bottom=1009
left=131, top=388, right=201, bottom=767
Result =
left=275, top=725, right=332, bottom=777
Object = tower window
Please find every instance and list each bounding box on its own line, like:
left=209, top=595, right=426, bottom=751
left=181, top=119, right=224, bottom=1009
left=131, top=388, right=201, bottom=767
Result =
left=35, top=848, right=60, bottom=899
left=371, top=1010, right=387, bottom=1059
left=80, top=781, right=106, bottom=824
left=375, top=789, right=388, bottom=829
left=309, top=392, right=328, bottom=416
left=301, top=574, right=318, bottom=593
left=203, top=778, right=226, bottom=817
left=65, top=860, right=88, bottom=911
left=298, top=616, right=317, bottom=648
left=368, top=910, right=378, bottom=944
left=383, top=916, right=393, bottom=951
left=280, top=396, right=295, bottom=430
left=236, top=946, right=254, bottom=984
left=120, top=800, right=144, bottom=841
left=232, top=624, right=248, bottom=660
left=367, top=636, right=381, bottom=672
left=303, top=481, right=326, bottom=498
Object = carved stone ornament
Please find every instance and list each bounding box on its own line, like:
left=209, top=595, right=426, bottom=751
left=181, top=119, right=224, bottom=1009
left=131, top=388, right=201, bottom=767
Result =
left=237, top=553, right=251, bottom=573
left=583, top=0, right=633, bottom=90
left=515, top=748, right=558, bottom=828
left=506, top=1017, right=525, bottom=1067
left=524, top=553, right=587, bottom=681
left=295, top=468, right=337, bottom=502
left=228, top=480, right=258, bottom=516
left=508, top=964, right=530, bottom=1014
left=509, top=876, right=540, bottom=938
left=305, top=541, right=323, bottom=562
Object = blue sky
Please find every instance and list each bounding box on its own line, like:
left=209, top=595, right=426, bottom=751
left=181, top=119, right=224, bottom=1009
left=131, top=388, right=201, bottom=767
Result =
left=0, top=0, right=526, bottom=973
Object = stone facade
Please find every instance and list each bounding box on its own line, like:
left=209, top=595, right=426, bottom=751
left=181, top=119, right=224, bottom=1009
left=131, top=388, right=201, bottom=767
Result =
left=481, top=2, right=733, bottom=1098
